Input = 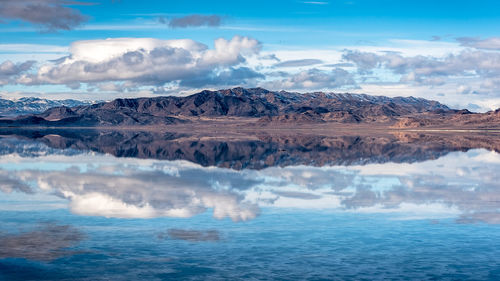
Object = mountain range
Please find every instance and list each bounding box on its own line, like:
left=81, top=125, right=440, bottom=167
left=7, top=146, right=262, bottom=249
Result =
left=0, top=97, right=94, bottom=117
left=0, top=88, right=498, bottom=128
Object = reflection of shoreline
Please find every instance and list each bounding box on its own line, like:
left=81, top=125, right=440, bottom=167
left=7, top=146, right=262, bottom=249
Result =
left=401, top=129, right=500, bottom=133
left=1, top=129, right=499, bottom=169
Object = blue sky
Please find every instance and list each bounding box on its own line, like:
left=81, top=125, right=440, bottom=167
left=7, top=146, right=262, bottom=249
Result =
left=1, top=0, right=500, bottom=111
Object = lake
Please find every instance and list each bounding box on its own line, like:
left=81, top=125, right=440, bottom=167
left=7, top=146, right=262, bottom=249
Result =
left=0, top=129, right=499, bottom=280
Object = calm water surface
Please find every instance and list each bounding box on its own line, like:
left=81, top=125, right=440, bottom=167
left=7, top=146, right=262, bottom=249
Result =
left=0, top=130, right=499, bottom=280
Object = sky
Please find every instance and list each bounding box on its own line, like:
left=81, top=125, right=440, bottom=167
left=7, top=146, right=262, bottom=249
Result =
left=0, top=0, right=500, bottom=111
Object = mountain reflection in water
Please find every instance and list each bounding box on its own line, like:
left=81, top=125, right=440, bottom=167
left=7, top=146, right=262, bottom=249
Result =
left=1, top=129, right=500, bottom=280
left=0, top=129, right=499, bottom=223
left=2, top=128, right=500, bottom=169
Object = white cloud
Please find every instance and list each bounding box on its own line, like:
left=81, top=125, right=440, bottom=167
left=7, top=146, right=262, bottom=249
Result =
left=68, top=38, right=206, bottom=63
left=0, top=44, right=68, bottom=54
left=262, top=68, right=357, bottom=90
left=0, top=60, right=36, bottom=85
left=2, top=36, right=500, bottom=110
left=457, top=37, right=500, bottom=51
left=346, top=39, right=465, bottom=57
left=17, top=36, right=262, bottom=88
left=341, top=47, right=500, bottom=110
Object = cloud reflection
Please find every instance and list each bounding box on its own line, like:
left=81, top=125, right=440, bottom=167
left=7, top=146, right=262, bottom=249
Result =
left=0, top=223, right=84, bottom=261
left=159, top=229, right=221, bottom=242
left=17, top=165, right=261, bottom=222
left=0, top=170, right=33, bottom=194
left=0, top=139, right=499, bottom=224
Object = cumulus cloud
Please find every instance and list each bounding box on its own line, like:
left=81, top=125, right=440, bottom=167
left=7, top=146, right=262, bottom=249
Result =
left=263, top=68, right=357, bottom=90
left=342, top=51, right=382, bottom=73
left=166, top=14, right=223, bottom=28
left=0, top=60, right=36, bottom=85
left=457, top=37, right=500, bottom=51
left=342, top=49, right=500, bottom=92
left=17, top=36, right=263, bottom=89
left=0, top=0, right=90, bottom=31
left=274, top=59, right=324, bottom=68
left=179, top=66, right=264, bottom=88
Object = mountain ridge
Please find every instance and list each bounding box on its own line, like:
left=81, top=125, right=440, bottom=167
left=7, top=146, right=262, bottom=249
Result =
left=0, top=97, right=95, bottom=117
left=0, top=87, right=497, bottom=128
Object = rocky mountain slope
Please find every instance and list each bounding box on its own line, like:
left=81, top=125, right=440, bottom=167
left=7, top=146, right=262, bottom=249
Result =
left=393, top=109, right=500, bottom=129
left=0, top=87, right=456, bottom=127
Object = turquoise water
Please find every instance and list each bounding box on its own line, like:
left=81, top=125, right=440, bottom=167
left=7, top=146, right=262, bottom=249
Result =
left=1, top=209, right=499, bottom=280
left=0, top=134, right=499, bottom=280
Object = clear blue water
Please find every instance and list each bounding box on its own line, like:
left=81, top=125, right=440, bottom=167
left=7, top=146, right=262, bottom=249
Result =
left=0, top=134, right=499, bottom=280
left=1, top=209, right=500, bottom=281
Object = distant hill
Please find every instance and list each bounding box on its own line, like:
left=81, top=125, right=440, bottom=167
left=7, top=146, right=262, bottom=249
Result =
left=392, top=108, right=500, bottom=129
left=0, top=87, right=461, bottom=127
left=0, top=97, right=95, bottom=117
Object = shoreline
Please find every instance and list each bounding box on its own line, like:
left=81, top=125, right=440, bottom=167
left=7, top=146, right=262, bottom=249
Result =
left=1, top=124, right=499, bottom=135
